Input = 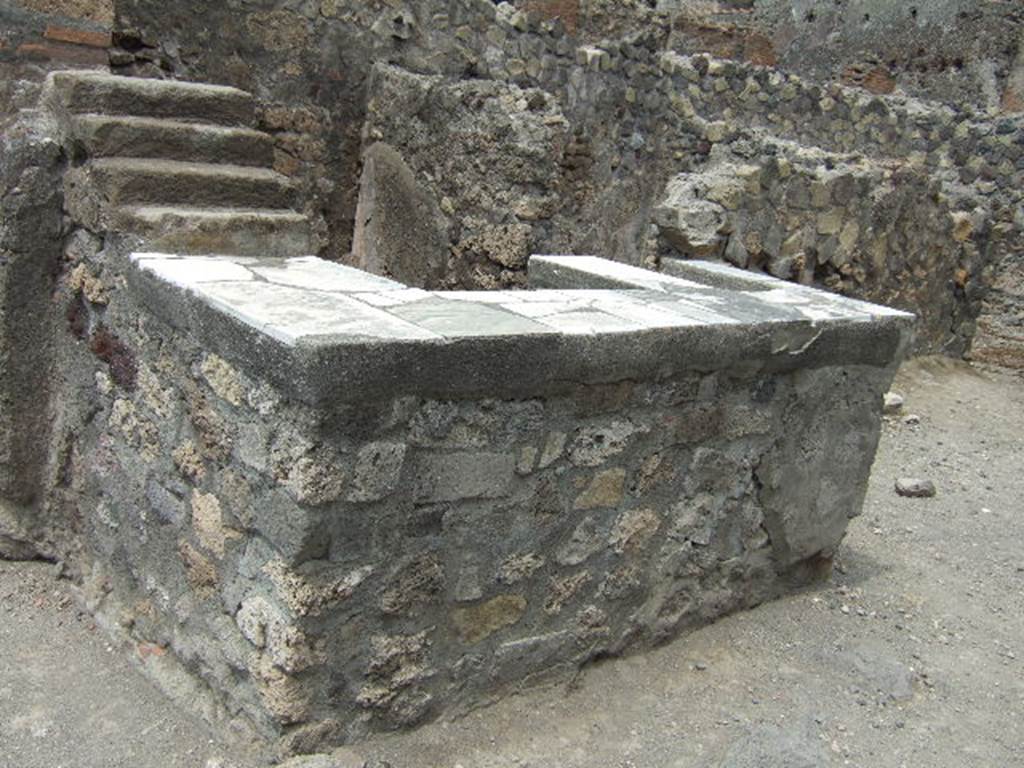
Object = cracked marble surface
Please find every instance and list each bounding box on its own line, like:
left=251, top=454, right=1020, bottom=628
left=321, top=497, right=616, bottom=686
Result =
left=127, top=252, right=917, bottom=404
left=131, top=253, right=913, bottom=347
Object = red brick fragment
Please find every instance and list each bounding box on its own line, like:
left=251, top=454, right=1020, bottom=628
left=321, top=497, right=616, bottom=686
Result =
left=841, top=64, right=897, bottom=95
left=524, top=0, right=579, bottom=33
left=44, top=24, right=112, bottom=49
left=16, top=41, right=107, bottom=66
left=137, top=643, right=167, bottom=659
left=743, top=33, right=776, bottom=66
left=862, top=67, right=896, bottom=95
left=1002, top=87, right=1024, bottom=114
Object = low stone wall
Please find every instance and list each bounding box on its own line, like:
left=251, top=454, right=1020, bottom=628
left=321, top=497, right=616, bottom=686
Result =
left=651, top=143, right=995, bottom=355
left=54, top=251, right=911, bottom=754
left=355, top=57, right=1016, bottom=354
left=354, top=65, right=572, bottom=291
left=653, top=53, right=1024, bottom=194
left=658, top=0, right=1024, bottom=114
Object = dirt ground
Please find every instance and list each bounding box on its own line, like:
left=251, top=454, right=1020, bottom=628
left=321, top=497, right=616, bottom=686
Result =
left=2, top=357, right=1022, bottom=768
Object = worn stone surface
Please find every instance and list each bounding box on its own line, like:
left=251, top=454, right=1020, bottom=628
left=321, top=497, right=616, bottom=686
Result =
left=42, top=70, right=314, bottom=259
left=129, top=253, right=912, bottom=407
left=354, top=64, right=570, bottom=290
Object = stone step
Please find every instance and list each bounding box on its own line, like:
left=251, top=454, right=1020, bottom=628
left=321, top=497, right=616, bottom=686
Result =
left=70, top=114, right=275, bottom=167
left=87, top=158, right=295, bottom=209
left=112, top=206, right=312, bottom=257
left=46, top=70, right=255, bottom=127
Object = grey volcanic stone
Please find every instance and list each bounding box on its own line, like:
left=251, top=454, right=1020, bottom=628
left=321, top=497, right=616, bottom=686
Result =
left=113, top=206, right=311, bottom=258
left=0, top=113, right=65, bottom=557
left=84, top=158, right=295, bottom=210
left=883, top=392, right=905, bottom=415
left=895, top=478, right=937, bottom=498
left=412, top=452, right=516, bottom=503
left=69, top=114, right=275, bottom=167
left=348, top=442, right=407, bottom=502
left=45, top=71, right=256, bottom=127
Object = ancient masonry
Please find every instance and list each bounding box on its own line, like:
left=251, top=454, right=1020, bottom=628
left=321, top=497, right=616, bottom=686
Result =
left=119, top=248, right=908, bottom=750
left=0, top=0, right=1019, bottom=758
left=0, top=70, right=912, bottom=754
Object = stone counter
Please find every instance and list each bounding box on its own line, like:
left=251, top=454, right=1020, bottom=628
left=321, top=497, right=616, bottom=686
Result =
left=129, top=253, right=911, bottom=404
left=87, top=254, right=911, bottom=753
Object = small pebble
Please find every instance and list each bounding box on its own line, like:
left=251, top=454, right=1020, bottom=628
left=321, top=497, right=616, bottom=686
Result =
left=895, top=478, right=937, bottom=498
left=883, top=392, right=905, bottom=414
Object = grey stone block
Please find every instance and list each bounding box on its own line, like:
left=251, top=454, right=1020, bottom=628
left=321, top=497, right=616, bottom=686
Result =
left=389, top=297, right=558, bottom=338
left=113, top=207, right=311, bottom=259
left=251, top=257, right=405, bottom=293
left=412, top=452, right=515, bottom=503
left=252, top=490, right=329, bottom=563
left=86, top=158, right=295, bottom=210
left=70, top=114, right=275, bottom=167
left=45, top=71, right=256, bottom=127
left=146, top=480, right=187, bottom=526
left=492, top=630, right=574, bottom=684
left=348, top=442, right=407, bottom=502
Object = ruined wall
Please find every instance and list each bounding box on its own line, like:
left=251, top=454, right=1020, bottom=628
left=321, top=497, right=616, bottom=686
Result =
left=357, top=49, right=1021, bottom=353
left=658, top=0, right=1024, bottom=113
left=82, top=335, right=890, bottom=753
left=110, top=0, right=528, bottom=259
left=106, top=0, right=673, bottom=263
left=652, top=143, right=996, bottom=355
left=353, top=66, right=574, bottom=290
left=0, top=14, right=921, bottom=741
left=106, top=0, right=1024, bottom=360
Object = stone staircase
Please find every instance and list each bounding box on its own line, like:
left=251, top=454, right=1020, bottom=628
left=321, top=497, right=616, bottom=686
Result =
left=44, top=71, right=311, bottom=257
